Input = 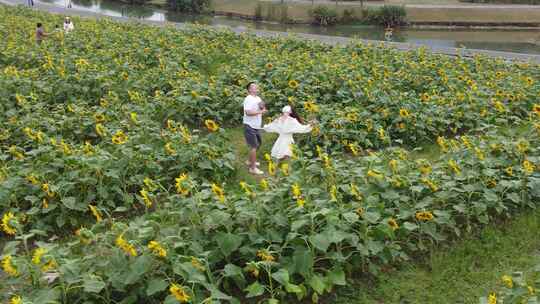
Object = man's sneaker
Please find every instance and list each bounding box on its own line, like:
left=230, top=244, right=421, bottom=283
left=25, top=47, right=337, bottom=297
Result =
left=246, top=160, right=261, bottom=166
left=248, top=167, right=264, bottom=175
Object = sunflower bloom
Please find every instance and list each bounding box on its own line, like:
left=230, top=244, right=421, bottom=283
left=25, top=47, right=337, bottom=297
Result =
left=165, top=142, right=176, bottom=155
left=170, top=283, right=190, bottom=303
left=239, top=181, right=253, bottom=197
left=111, top=130, right=128, bottom=145
left=304, top=101, right=319, bottom=113
left=523, top=160, right=535, bottom=175
left=389, top=159, right=398, bottom=173
left=505, top=167, right=513, bottom=176
left=260, top=179, right=269, bottom=191
left=288, top=79, right=299, bottom=89
left=388, top=218, right=399, bottom=231
left=257, top=250, right=275, bottom=262
left=399, top=108, right=410, bottom=118
left=204, top=119, right=219, bottom=132
left=115, top=234, right=137, bottom=256
left=280, top=163, right=289, bottom=176
left=501, top=275, right=513, bottom=288
left=95, top=123, right=106, bottom=137
left=533, top=104, right=540, bottom=117
left=330, top=185, right=338, bottom=202
left=488, top=293, right=497, bottom=304
left=1, top=255, right=18, bottom=276
left=350, top=183, right=362, bottom=201
left=211, top=183, right=225, bottom=203
left=191, top=256, right=205, bottom=271
left=148, top=241, right=167, bottom=258
left=94, top=113, right=105, bottom=123
left=292, top=183, right=302, bottom=198
left=421, top=178, right=439, bottom=192
left=415, top=211, right=434, bottom=221
left=10, top=295, right=22, bottom=304
left=140, top=189, right=152, bottom=208
left=89, top=205, right=102, bottom=222
left=348, top=142, right=359, bottom=156
left=175, top=173, right=190, bottom=196
left=130, top=112, right=138, bottom=123
left=367, top=170, right=384, bottom=180
left=437, top=136, right=448, bottom=152
left=268, top=162, right=276, bottom=176
left=448, top=159, right=461, bottom=174
left=1, top=212, right=17, bottom=235
left=32, top=248, right=46, bottom=265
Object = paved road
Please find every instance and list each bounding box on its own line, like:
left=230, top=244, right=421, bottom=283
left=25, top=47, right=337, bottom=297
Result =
left=1, top=0, right=539, bottom=63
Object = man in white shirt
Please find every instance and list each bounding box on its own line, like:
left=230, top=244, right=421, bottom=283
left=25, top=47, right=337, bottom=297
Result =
left=63, top=17, right=74, bottom=33
left=243, top=82, right=266, bottom=175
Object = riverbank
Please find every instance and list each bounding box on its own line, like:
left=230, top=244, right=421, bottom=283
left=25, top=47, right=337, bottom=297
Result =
left=212, top=0, right=540, bottom=26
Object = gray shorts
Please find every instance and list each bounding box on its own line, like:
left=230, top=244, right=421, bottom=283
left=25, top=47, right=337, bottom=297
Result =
left=244, top=124, right=261, bottom=149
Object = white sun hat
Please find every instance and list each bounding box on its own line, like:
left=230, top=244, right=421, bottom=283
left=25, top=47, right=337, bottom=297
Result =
left=282, top=105, right=292, bottom=113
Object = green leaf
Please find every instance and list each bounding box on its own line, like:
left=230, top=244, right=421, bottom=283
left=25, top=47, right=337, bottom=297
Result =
left=292, top=247, right=313, bottom=278
left=403, top=222, right=418, bottom=231
left=483, top=190, right=499, bottom=202
left=271, top=269, right=290, bottom=286
left=61, top=196, right=86, bottom=211
left=285, top=283, right=303, bottom=294
left=309, top=234, right=330, bottom=252
left=308, top=274, right=325, bottom=294
left=146, top=278, right=168, bottom=296
left=291, top=219, right=309, bottom=231
left=174, top=262, right=207, bottom=283
left=327, top=267, right=346, bottom=286
left=83, top=275, right=106, bottom=293
left=245, top=282, right=265, bottom=298
left=216, top=233, right=243, bottom=257
left=125, top=255, right=152, bottom=285
left=164, top=295, right=179, bottom=304
left=209, top=286, right=232, bottom=300
left=342, top=212, right=359, bottom=223
left=363, top=211, right=381, bottom=224
left=34, top=288, right=61, bottom=303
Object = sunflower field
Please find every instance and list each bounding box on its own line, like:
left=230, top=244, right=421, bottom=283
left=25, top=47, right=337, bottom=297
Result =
left=2, top=4, right=540, bottom=304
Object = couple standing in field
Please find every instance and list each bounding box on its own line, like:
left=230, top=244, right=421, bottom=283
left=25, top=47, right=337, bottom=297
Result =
left=243, top=82, right=313, bottom=175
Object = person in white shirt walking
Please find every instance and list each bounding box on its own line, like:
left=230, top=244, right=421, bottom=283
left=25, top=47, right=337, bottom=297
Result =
left=243, top=82, right=266, bottom=175
left=63, top=17, right=74, bottom=33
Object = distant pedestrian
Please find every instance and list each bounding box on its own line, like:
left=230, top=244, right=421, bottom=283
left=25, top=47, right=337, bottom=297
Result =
left=36, top=23, right=49, bottom=45
left=63, top=17, right=74, bottom=32
left=66, top=0, right=72, bottom=8
left=27, top=0, right=34, bottom=7
left=384, top=27, right=393, bottom=41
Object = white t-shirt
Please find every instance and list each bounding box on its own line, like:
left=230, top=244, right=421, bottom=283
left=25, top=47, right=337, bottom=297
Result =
left=243, top=95, right=262, bottom=129
left=64, top=22, right=74, bottom=32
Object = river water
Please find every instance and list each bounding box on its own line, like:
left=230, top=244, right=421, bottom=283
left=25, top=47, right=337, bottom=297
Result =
left=39, top=0, right=540, bottom=55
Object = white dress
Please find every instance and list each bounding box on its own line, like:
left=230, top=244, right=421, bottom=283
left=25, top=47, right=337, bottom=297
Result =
left=263, top=116, right=312, bottom=159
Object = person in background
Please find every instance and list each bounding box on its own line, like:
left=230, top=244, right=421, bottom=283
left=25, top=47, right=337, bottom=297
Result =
left=36, top=23, right=48, bottom=44
left=63, top=17, right=74, bottom=32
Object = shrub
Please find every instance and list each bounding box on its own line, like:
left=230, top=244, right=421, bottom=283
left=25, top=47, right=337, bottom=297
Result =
left=167, top=0, right=210, bottom=13
left=310, top=5, right=339, bottom=26
left=367, top=5, right=407, bottom=27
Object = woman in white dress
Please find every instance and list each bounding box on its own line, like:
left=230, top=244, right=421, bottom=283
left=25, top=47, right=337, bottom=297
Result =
left=263, top=105, right=312, bottom=160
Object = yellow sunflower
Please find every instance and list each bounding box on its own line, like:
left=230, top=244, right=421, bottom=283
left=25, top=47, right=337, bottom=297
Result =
left=204, top=119, right=219, bottom=132
left=288, top=80, right=299, bottom=89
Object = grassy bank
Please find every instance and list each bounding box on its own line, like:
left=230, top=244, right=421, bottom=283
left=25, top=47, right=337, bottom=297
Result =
left=334, top=208, right=540, bottom=303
